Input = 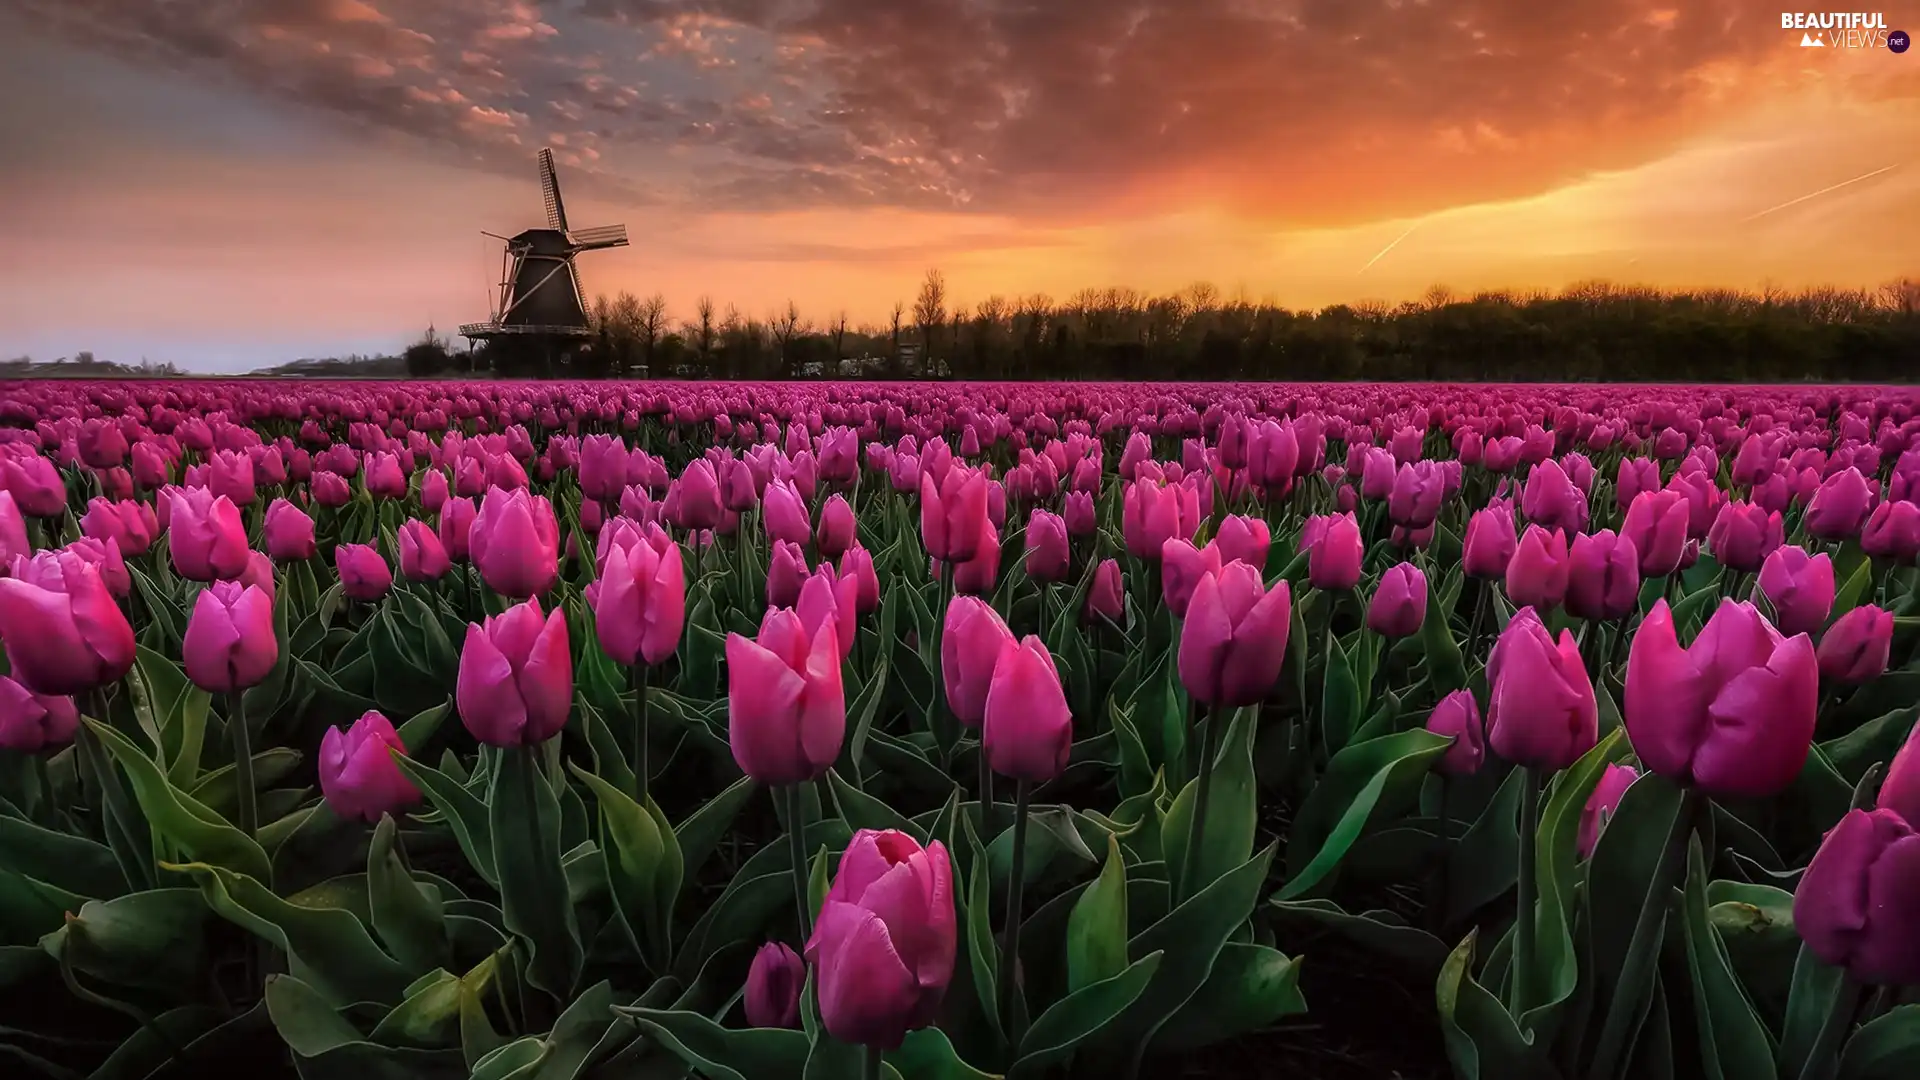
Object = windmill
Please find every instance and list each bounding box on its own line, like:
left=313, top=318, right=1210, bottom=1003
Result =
left=460, top=149, right=628, bottom=354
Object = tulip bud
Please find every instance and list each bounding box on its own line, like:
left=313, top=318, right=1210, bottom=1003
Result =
left=1425, top=689, right=1484, bottom=776
left=1086, top=558, right=1124, bottom=623
left=1462, top=505, right=1517, bottom=580
left=762, top=478, right=811, bottom=548
left=318, top=710, right=422, bottom=822
left=941, top=596, right=1015, bottom=728
left=0, top=557, right=135, bottom=695
left=1024, top=509, right=1070, bottom=584
left=1213, top=514, right=1271, bottom=570
left=1793, top=809, right=1920, bottom=986
left=837, top=544, right=880, bottom=615
left=1706, top=501, right=1783, bottom=573
left=1178, top=561, right=1291, bottom=708
left=264, top=498, right=317, bottom=562
left=767, top=540, right=808, bottom=609
left=1878, top=716, right=1920, bottom=826
left=1367, top=562, right=1427, bottom=638
left=397, top=520, right=450, bottom=582
left=1486, top=608, right=1596, bottom=771
left=1160, top=538, right=1223, bottom=618
left=1504, top=525, right=1569, bottom=612
left=1861, top=499, right=1920, bottom=562
left=1304, top=512, right=1363, bottom=591
left=726, top=608, right=843, bottom=784
left=439, top=496, right=477, bottom=562
left=806, top=830, right=956, bottom=1049
left=183, top=580, right=277, bottom=693
left=743, top=942, right=804, bottom=1029
left=1817, top=604, right=1891, bottom=685
left=982, top=636, right=1073, bottom=783
left=335, top=543, right=392, bottom=602
left=1578, top=764, right=1639, bottom=859
left=1804, top=467, right=1873, bottom=540
left=167, top=487, right=250, bottom=582
left=469, top=487, right=559, bottom=599
left=458, top=598, right=573, bottom=747
left=1122, top=477, right=1185, bottom=560
left=0, top=675, right=80, bottom=753
left=1625, top=599, right=1816, bottom=798
left=1565, top=529, right=1639, bottom=622
left=1062, top=491, right=1096, bottom=537
left=816, top=494, right=856, bottom=560
left=1622, top=490, right=1690, bottom=577
left=592, top=536, right=686, bottom=668
left=797, top=566, right=858, bottom=663
left=1758, top=545, right=1834, bottom=637
left=922, top=467, right=990, bottom=564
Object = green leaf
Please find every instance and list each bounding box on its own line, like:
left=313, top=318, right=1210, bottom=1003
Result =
left=0, top=811, right=127, bottom=900
left=1445, top=766, right=1522, bottom=924
left=393, top=754, right=497, bottom=886
left=128, top=644, right=212, bottom=787
left=1280, top=729, right=1453, bottom=899
left=620, top=1008, right=809, bottom=1080
left=828, top=768, right=922, bottom=841
left=1103, top=844, right=1276, bottom=1066
left=491, top=747, right=582, bottom=998
left=961, top=812, right=1005, bottom=1045
left=369, top=969, right=464, bottom=1049
left=1522, top=726, right=1629, bottom=1036
left=39, top=887, right=211, bottom=993
left=1267, top=898, right=1450, bottom=971
left=367, top=814, right=448, bottom=975
left=1066, top=833, right=1130, bottom=993
left=174, top=860, right=415, bottom=1006
left=1830, top=557, right=1872, bottom=624
left=1680, top=834, right=1777, bottom=1080
left=1159, top=706, right=1258, bottom=899
left=1586, top=770, right=1688, bottom=1050
left=1011, top=951, right=1163, bottom=1077
left=1838, top=1006, right=1920, bottom=1080
left=886, top=1028, right=997, bottom=1080
left=572, top=763, right=682, bottom=971
left=803, top=1029, right=864, bottom=1080
left=674, top=774, right=758, bottom=886
left=1148, top=943, right=1305, bottom=1054
left=470, top=1036, right=547, bottom=1080
left=1321, top=630, right=1362, bottom=754
left=84, top=717, right=271, bottom=884
left=1777, top=946, right=1846, bottom=1080
left=1435, top=930, right=1548, bottom=1080
left=1422, top=579, right=1468, bottom=695
left=395, top=699, right=453, bottom=755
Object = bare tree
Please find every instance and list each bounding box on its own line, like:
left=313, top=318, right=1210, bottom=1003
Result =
left=914, top=268, right=946, bottom=370
left=829, top=309, right=849, bottom=372
left=1881, top=276, right=1920, bottom=316
left=771, top=300, right=806, bottom=377
left=637, top=292, right=669, bottom=375
left=692, top=295, right=717, bottom=373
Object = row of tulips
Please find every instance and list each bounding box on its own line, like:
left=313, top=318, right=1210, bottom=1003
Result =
left=0, top=378, right=1917, bottom=1080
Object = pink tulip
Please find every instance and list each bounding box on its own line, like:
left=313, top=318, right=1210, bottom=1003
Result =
left=0, top=454, right=63, bottom=517
left=1463, top=504, right=1518, bottom=580
left=439, top=497, right=477, bottom=562
left=470, top=486, right=559, bottom=599
left=318, top=710, right=422, bottom=822
left=1486, top=608, right=1596, bottom=771
left=1861, top=500, right=1920, bottom=562
left=312, top=470, right=352, bottom=508
left=399, top=519, right=451, bottom=582
left=762, top=477, right=811, bottom=547
left=806, top=830, right=956, bottom=1049
left=921, top=467, right=990, bottom=564
left=1160, top=538, right=1223, bottom=618
left=1621, top=490, right=1690, bottom=577
left=335, top=543, right=392, bottom=602
left=1505, top=524, right=1569, bottom=612
left=1304, top=512, right=1363, bottom=591
left=0, top=492, right=27, bottom=568
left=796, top=566, right=858, bottom=663
left=80, top=497, right=158, bottom=557
left=1706, top=501, right=1783, bottom=573
left=263, top=498, right=316, bottom=562
left=1579, top=764, right=1639, bottom=859
left=744, top=942, right=804, bottom=1029
left=592, top=536, right=686, bottom=667
left=182, top=580, right=277, bottom=693
left=1426, top=690, right=1484, bottom=776
left=1367, top=562, right=1427, bottom=638
left=0, top=556, right=135, bottom=695
left=1177, top=561, right=1291, bottom=707
left=1805, top=467, right=1873, bottom=540
left=1086, top=558, right=1124, bottom=623
left=458, top=597, right=573, bottom=747
left=1025, top=508, right=1070, bottom=583
left=1122, top=477, right=1184, bottom=560
left=767, top=540, right=808, bottom=609
left=1792, top=809, right=1920, bottom=986
left=816, top=494, right=856, bottom=560
left=1817, top=604, right=1891, bottom=685
left=942, top=596, right=1015, bottom=728
left=1566, top=530, right=1640, bottom=622
left=725, top=608, right=843, bottom=785
left=1758, top=545, right=1834, bottom=637
left=983, top=635, right=1073, bottom=783
left=167, top=486, right=250, bottom=582
left=0, top=674, right=79, bottom=753
left=1214, top=514, right=1271, bottom=570
left=838, top=544, right=881, bottom=615
left=1625, top=599, right=1816, bottom=798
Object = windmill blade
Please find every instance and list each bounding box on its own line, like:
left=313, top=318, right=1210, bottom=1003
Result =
left=538, top=148, right=569, bottom=232
left=568, top=224, right=629, bottom=249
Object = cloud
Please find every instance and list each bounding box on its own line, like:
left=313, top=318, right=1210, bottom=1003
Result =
left=6, top=0, right=1887, bottom=225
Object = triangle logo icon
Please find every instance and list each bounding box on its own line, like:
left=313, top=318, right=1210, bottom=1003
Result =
left=1801, top=31, right=1825, bottom=46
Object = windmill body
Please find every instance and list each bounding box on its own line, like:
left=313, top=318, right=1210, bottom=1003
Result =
left=461, top=149, right=628, bottom=346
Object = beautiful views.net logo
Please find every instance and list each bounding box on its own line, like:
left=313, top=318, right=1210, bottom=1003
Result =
left=1781, top=11, right=1908, bottom=49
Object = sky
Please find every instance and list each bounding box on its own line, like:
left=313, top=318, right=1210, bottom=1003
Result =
left=0, top=0, right=1916, bottom=373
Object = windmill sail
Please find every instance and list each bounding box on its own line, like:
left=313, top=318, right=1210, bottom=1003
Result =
left=538, top=148, right=569, bottom=232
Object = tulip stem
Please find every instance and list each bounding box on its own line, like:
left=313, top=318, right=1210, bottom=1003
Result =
left=1176, top=705, right=1221, bottom=906
left=1586, top=788, right=1699, bottom=1080
left=229, top=689, right=257, bottom=839
left=786, top=784, right=813, bottom=942
left=1509, top=766, right=1538, bottom=1020
left=1798, top=976, right=1861, bottom=1080
left=863, top=1043, right=884, bottom=1080
left=1000, top=779, right=1032, bottom=1043
left=978, top=750, right=994, bottom=838
left=630, top=665, right=650, bottom=802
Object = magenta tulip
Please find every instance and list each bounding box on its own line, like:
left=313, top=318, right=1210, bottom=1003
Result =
left=1758, top=545, right=1835, bottom=637
left=1565, top=529, right=1640, bottom=622
left=838, top=544, right=880, bottom=615
left=1122, top=477, right=1184, bottom=560
left=762, top=477, right=811, bottom=548
left=1622, top=490, right=1690, bottom=577
left=767, top=540, right=808, bottom=609
left=592, top=537, right=686, bottom=667
left=318, top=710, right=422, bottom=822
left=1214, top=514, right=1271, bottom=570
left=81, top=497, right=158, bottom=558
left=1426, top=689, right=1484, bottom=776
left=942, top=595, right=1015, bottom=728
left=0, top=492, right=27, bottom=568
left=439, top=496, right=477, bottom=562
left=335, top=543, right=392, bottom=602
left=1861, top=500, right=1920, bottom=562
left=1368, top=562, right=1427, bottom=638
left=796, top=567, right=859, bottom=663
left=0, top=675, right=79, bottom=753
left=1579, top=764, right=1640, bottom=859
left=398, top=519, right=451, bottom=582
left=1160, top=538, right=1223, bottom=618
left=816, top=494, right=856, bottom=560
left=744, top=942, right=804, bottom=1029
left=1817, top=604, right=1891, bottom=685
left=458, top=598, right=573, bottom=747
left=1804, top=467, right=1873, bottom=540
left=1485, top=608, right=1596, bottom=771
left=1878, top=718, right=1920, bottom=826
left=1024, top=509, right=1070, bottom=583
left=1086, top=558, right=1124, bottom=623
left=1706, top=501, right=1783, bottom=573
left=470, top=486, right=559, bottom=599
left=1463, top=504, right=1518, bottom=580
left=983, top=636, right=1073, bottom=783
left=1625, top=599, right=1816, bottom=798
left=806, top=830, right=956, bottom=1049
left=182, top=580, right=277, bottom=693
left=264, top=498, right=316, bottom=562
left=1505, top=524, right=1569, bottom=612
left=922, top=467, right=990, bottom=564
left=1178, top=561, right=1291, bottom=708
left=167, top=486, right=250, bottom=582
left=1793, top=809, right=1920, bottom=986
left=1304, top=512, right=1363, bottom=591
left=725, top=608, right=843, bottom=785
left=0, top=556, right=134, bottom=695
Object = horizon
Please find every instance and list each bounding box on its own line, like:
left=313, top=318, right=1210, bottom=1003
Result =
left=3, top=2, right=1917, bottom=373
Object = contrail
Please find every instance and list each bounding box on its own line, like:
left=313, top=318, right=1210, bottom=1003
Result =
left=1358, top=221, right=1421, bottom=275
left=1741, top=163, right=1899, bottom=222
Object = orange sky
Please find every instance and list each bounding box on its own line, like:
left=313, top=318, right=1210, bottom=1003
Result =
left=0, top=2, right=1916, bottom=372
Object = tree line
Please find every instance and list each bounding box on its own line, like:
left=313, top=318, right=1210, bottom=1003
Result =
left=418, top=271, right=1920, bottom=383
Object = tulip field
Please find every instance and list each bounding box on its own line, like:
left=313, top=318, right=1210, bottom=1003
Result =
left=4, top=379, right=1920, bottom=1080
